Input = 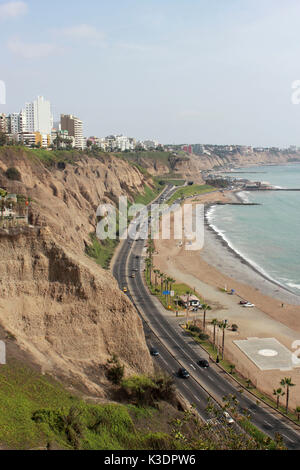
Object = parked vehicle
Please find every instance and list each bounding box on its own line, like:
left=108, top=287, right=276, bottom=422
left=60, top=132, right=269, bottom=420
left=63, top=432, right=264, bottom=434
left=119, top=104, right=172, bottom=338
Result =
left=242, top=302, right=255, bottom=308
left=131, top=273, right=136, bottom=278
left=178, top=368, right=190, bottom=379
left=123, top=287, right=128, bottom=293
left=239, top=300, right=248, bottom=305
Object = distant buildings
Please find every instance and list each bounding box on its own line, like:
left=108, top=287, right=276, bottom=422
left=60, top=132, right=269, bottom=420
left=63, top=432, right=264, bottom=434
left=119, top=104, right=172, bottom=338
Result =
left=61, top=114, right=84, bottom=150
left=1, top=94, right=161, bottom=152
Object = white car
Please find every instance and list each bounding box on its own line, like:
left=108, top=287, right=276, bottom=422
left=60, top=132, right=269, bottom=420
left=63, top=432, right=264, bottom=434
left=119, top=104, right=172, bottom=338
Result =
left=224, top=412, right=234, bottom=425
left=242, top=302, right=255, bottom=308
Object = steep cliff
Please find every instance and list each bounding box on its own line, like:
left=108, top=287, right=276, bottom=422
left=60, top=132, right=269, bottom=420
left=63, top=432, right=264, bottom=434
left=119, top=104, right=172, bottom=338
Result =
left=0, top=148, right=154, bottom=395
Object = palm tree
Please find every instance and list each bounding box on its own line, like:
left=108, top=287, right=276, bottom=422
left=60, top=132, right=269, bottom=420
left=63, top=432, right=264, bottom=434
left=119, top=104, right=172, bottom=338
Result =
left=145, top=258, right=153, bottom=285
left=296, top=406, right=300, bottom=421
left=273, top=388, right=285, bottom=409
left=211, top=319, right=218, bottom=349
left=185, top=290, right=192, bottom=327
left=280, top=378, right=296, bottom=414
left=219, top=321, right=228, bottom=360
left=153, top=269, right=160, bottom=288
left=202, top=304, right=212, bottom=331
left=159, top=272, right=165, bottom=294
left=166, top=277, right=175, bottom=305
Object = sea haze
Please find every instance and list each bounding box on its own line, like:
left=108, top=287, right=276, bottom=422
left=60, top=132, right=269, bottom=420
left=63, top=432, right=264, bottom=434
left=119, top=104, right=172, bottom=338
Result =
left=207, top=164, right=300, bottom=295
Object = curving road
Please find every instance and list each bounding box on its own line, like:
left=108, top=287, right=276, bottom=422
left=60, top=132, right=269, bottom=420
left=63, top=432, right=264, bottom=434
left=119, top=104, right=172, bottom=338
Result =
left=112, top=186, right=300, bottom=450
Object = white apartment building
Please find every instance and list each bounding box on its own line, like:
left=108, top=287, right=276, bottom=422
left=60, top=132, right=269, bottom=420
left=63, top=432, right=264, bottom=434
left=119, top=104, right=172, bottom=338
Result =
left=7, top=113, right=23, bottom=134
left=22, top=96, right=53, bottom=135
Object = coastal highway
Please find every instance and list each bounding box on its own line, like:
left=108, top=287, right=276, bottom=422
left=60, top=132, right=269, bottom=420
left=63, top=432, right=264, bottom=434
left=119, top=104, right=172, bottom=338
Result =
left=112, top=187, right=300, bottom=450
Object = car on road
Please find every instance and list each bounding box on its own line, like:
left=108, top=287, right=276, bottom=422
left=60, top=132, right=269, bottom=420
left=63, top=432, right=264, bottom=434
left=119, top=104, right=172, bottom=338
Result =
left=242, top=302, right=255, bottom=308
left=131, top=273, right=136, bottom=278
left=223, top=412, right=234, bottom=425
left=123, top=287, right=128, bottom=293
left=198, top=359, right=209, bottom=369
left=150, top=348, right=159, bottom=357
left=239, top=300, right=248, bottom=305
left=178, top=368, right=190, bottom=379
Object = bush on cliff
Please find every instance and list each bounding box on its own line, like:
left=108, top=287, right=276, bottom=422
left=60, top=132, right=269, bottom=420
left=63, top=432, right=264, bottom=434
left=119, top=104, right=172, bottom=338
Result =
left=5, top=167, right=22, bottom=182
left=106, top=355, right=125, bottom=385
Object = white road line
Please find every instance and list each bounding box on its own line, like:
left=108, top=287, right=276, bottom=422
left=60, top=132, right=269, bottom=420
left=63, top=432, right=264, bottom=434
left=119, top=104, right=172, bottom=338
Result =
left=282, top=434, right=295, bottom=444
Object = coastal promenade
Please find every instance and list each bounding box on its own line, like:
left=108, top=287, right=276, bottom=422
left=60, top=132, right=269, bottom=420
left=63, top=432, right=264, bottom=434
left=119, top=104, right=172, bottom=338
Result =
left=112, top=189, right=300, bottom=450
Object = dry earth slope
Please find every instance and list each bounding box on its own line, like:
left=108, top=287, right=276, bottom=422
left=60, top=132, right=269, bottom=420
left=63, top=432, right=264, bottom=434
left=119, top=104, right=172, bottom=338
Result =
left=0, top=148, right=154, bottom=396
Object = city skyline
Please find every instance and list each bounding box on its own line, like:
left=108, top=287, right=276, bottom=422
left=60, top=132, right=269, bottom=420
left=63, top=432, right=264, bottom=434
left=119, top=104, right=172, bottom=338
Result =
left=2, top=1, right=300, bottom=146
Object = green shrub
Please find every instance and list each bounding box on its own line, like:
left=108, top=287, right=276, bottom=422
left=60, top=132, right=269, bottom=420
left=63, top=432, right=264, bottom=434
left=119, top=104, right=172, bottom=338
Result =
left=106, top=355, right=125, bottom=385
left=121, top=373, right=175, bottom=407
left=199, top=333, right=210, bottom=341
left=5, top=167, right=21, bottom=181
left=189, top=325, right=202, bottom=334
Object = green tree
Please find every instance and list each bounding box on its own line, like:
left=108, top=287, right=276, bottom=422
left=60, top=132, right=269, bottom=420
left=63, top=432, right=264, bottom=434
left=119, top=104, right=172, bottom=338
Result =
left=211, top=319, right=218, bottom=349
left=202, top=304, right=212, bottom=331
left=0, top=132, right=8, bottom=146
left=219, top=321, right=228, bottom=360
left=280, top=378, right=296, bottom=414
left=296, top=406, right=300, bottom=421
left=273, top=388, right=285, bottom=409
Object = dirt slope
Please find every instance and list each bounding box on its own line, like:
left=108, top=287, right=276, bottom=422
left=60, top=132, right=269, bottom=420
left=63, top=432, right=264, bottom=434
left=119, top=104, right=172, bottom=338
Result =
left=0, top=148, right=153, bottom=395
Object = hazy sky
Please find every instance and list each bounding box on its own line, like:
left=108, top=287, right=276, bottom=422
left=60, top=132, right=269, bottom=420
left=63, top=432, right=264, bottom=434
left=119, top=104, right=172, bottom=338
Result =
left=1, top=0, right=300, bottom=146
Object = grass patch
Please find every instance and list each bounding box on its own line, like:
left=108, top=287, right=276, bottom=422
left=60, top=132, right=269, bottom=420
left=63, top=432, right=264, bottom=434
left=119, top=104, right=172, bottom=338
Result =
left=0, top=359, right=284, bottom=450
left=168, top=184, right=215, bottom=205
left=0, top=359, right=81, bottom=449
left=85, top=233, right=119, bottom=270
left=133, top=182, right=164, bottom=206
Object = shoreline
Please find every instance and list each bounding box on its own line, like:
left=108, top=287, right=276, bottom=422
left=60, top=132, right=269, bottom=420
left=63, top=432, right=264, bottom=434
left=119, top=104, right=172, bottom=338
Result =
left=203, top=194, right=300, bottom=304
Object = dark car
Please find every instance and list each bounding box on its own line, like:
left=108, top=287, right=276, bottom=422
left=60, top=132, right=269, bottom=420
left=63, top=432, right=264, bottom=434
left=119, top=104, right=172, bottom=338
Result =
left=178, top=368, right=190, bottom=379
left=198, top=359, right=209, bottom=369
left=150, top=348, right=159, bottom=357
left=239, top=300, right=248, bottom=305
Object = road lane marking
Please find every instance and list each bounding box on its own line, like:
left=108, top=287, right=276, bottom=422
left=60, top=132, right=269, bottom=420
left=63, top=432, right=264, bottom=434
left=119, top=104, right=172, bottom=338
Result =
left=282, top=434, right=295, bottom=444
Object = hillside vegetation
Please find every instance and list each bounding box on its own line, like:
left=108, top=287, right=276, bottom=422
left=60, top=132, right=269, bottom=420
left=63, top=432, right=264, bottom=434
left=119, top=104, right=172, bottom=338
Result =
left=0, top=359, right=282, bottom=450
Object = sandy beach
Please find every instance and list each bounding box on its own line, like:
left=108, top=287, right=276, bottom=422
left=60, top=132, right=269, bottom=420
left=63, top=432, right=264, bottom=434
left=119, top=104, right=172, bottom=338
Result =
left=153, top=190, right=300, bottom=408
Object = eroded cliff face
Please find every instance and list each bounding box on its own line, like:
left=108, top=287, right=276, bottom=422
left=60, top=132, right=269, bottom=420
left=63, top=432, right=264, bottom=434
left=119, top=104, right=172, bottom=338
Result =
left=190, top=150, right=300, bottom=171
left=0, top=149, right=154, bottom=395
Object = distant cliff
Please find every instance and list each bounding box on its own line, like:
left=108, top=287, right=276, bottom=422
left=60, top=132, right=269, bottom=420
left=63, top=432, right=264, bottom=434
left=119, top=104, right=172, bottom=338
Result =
left=113, top=148, right=300, bottom=182
left=0, top=147, right=154, bottom=395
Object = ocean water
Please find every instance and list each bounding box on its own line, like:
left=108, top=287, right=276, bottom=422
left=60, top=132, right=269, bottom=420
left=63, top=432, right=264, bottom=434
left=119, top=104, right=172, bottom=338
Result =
left=207, top=164, right=300, bottom=295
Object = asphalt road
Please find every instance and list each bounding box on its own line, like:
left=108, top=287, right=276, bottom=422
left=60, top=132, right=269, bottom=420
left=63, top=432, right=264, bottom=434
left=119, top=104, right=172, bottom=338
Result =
left=112, top=186, right=300, bottom=450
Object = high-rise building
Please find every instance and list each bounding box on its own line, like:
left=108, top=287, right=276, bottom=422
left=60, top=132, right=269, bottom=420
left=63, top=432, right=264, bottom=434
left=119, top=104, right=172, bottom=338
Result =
left=60, top=114, right=84, bottom=149
left=7, top=113, right=23, bottom=134
left=22, top=96, right=53, bottom=135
